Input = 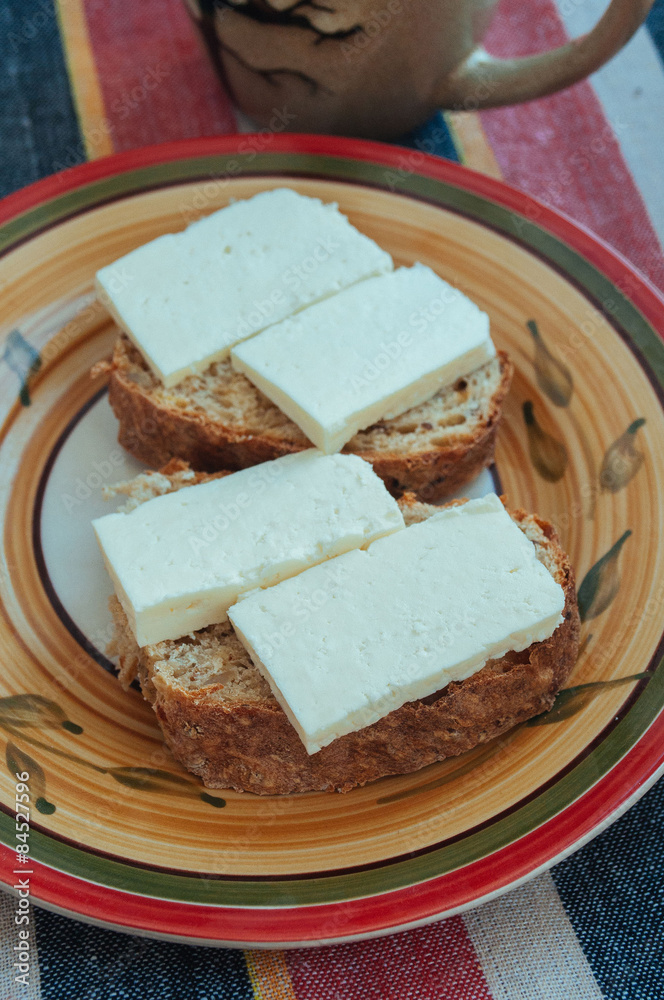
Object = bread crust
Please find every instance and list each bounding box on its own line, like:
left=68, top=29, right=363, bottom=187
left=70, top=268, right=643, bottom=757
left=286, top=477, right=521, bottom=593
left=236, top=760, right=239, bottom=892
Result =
left=112, top=496, right=579, bottom=795
left=104, top=338, right=513, bottom=502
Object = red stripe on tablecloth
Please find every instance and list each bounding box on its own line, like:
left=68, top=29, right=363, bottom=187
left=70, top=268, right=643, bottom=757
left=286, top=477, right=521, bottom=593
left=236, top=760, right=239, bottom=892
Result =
left=82, top=0, right=236, bottom=151
left=480, top=0, right=664, bottom=292
left=285, top=915, right=493, bottom=1000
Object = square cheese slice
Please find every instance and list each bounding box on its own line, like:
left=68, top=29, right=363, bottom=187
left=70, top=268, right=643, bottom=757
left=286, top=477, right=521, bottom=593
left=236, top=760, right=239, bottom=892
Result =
left=93, top=450, right=404, bottom=647
left=228, top=494, right=565, bottom=754
left=230, top=264, right=496, bottom=453
left=95, top=188, right=392, bottom=387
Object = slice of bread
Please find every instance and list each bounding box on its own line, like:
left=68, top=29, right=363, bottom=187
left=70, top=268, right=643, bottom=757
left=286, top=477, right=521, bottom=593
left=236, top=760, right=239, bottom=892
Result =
left=99, top=334, right=513, bottom=502
left=106, top=460, right=580, bottom=795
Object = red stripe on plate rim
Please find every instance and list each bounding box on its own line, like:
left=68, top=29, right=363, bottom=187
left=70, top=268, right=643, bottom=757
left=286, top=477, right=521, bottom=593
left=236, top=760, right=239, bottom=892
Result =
left=1, top=134, right=663, bottom=329
left=0, top=711, right=662, bottom=944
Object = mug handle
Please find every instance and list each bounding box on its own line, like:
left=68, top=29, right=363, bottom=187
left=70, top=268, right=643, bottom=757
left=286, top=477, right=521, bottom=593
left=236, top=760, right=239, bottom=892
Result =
left=440, top=0, right=654, bottom=108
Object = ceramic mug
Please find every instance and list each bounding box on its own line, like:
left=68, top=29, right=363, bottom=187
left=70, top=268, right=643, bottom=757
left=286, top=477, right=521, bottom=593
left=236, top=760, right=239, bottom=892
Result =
left=185, top=0, right=654, bottom=139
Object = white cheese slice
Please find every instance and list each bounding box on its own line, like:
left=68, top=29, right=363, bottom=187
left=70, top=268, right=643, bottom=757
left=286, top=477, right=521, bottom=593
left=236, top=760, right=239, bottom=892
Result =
left=228, top=495, right=565, bottom=754
left=93, top=450, right=404, bottom=647
left=95, top=188, right=392, bottom=387
left=230, top=264, right=496, bottom=454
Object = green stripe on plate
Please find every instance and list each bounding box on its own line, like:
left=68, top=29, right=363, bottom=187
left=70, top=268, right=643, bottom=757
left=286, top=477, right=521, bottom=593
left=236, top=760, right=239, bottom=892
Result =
left=1, top=652, right=661, bottom=907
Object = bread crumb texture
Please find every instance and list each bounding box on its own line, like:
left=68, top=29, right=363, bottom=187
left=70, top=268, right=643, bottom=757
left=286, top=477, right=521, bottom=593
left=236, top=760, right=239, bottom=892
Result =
left=106, top=335, right=513, bottom=500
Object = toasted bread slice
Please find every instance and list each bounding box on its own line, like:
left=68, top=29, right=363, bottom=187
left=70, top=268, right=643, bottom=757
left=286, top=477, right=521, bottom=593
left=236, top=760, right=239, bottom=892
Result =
left=100, top=335, right=513, bottom=502
left=107, top=461, right=579, bottom=795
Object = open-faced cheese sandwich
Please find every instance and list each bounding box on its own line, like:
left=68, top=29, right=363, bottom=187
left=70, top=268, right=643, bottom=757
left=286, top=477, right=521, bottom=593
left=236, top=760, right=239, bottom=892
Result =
left=96, top=453, right=580, bottom=795
left=95, top=188, right=513, bottom=502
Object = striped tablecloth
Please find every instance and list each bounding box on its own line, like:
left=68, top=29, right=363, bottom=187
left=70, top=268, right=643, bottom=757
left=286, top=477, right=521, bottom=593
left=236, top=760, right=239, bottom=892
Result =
left=1, top=1, right=663, bottom=998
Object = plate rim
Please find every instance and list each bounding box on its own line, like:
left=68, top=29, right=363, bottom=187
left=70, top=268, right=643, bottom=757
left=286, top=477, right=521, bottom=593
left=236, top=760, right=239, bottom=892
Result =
left=2, top=133, right=664, bottom=320
left=1, top=133, right=664, bottom=946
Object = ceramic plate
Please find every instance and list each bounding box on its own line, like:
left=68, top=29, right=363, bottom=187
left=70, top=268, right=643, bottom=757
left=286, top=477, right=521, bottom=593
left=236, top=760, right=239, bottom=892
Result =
left=1, top=136, right=663, bottom=947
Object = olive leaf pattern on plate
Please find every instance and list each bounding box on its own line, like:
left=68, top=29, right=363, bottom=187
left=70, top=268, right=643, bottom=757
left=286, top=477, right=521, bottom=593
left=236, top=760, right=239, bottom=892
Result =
left=577, top=530, right=632, bottom=622
left=523, top=400, right=568, bottom=482
left=0, top=694, right=225, bottom=811
left=0, top=694, right=83, bottom=733
left=527, top=672, right=651, bottom=726
left=2, top=329, right=42, bottom=406
left=600, top=418, right=646, bottom=493
left=6, top=742, right=56, bottom=814
left=528, top=319, right=573, bottom=407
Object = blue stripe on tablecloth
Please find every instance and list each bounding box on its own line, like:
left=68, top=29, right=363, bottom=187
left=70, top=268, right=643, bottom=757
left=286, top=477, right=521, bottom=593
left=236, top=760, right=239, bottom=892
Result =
left=399, top=110, right=460, bottom=161
left=647, top=0, right=664, bottom=61
left=552, top=776, right=664, bottom=1000
left=0, top=0, right=84, bottom=200
left=35, top=907, right=255, bottom=1000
